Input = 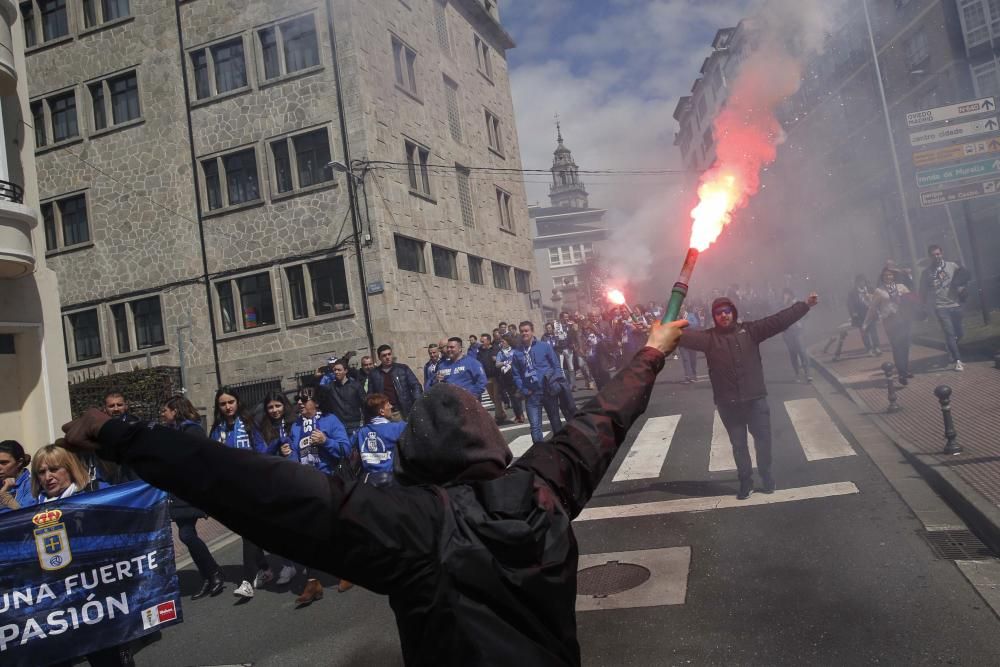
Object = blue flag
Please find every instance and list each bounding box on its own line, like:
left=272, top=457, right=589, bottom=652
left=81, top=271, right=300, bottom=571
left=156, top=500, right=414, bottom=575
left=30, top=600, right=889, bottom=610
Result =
left=0, top=481, right=182, bottom=666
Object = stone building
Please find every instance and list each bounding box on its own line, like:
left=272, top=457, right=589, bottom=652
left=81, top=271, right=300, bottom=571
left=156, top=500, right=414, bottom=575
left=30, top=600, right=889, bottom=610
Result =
left=0, top=0, right=71, bottom=450
left=22, top=0, right=535, bottom=412
left=529, top=123, right=608, bottom=317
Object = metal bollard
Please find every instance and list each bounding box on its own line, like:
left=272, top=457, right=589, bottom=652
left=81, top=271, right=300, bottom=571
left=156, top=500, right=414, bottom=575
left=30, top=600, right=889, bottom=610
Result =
left=881, top=362, right=901, bottom=413
left=934, top=385, right=962, bottom=456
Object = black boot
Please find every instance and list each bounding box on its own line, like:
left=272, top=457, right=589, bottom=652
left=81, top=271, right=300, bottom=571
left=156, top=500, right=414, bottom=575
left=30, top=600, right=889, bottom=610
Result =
left=193, top=571, right=224, bottom=599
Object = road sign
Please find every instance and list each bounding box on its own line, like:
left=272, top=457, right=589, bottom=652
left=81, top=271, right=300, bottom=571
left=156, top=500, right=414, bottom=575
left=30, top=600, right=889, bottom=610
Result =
left=909, top=117, right=999, bottom=147
left=916, top=157, right=1000, bottom=188
left=905, top=97, right=996, bottom=128
left=912, top=136, right=1000, bottom=168
left=919, top=177, right=1000, bottom=207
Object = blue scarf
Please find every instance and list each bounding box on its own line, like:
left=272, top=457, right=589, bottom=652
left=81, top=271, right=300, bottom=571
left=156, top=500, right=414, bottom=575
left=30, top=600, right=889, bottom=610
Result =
left=297, top=412, right=322, bottom=467
left=217, top=417, right=252, bottom=449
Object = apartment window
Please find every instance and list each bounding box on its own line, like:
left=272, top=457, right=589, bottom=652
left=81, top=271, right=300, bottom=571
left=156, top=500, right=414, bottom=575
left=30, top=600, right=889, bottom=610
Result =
left=89, top=70, right=140, bottom=131
left=431, top=245, right=458, bottom=279
left=201, top=147, right=261, bottom=211
left=701, top=126, right=713, bottom=155
left=285, top=256, right=350, bottom=321
left=257, top=14, right=319, bottom=81
left=904, top=29, right=929, bottom=68
left=395, top=235, right=426, bottom=273
left=270, top=128, right=332, bottom=194
left=31, top=102, right=46, bottom=148
left=468, top=256, right=484, bottom=284
left=215, top=272, right=276, bottom=334
left=20, top=0, right=68, bottom=47
left=65, top=309, right=102, bottom=363
left=548, top=243, right=594, bottom=268
left=434, top=0, right=451, bottom=55
left=190, top=37, right=248, bottom=100
left=391, top=35, right=418, bottom=96
left=491, top=262, right=510, bottom=289
left=961, top=0, right=990, bottom=47
left=405, top=139, right=432, bottom=197
left=696, top=95, right=708, bottom=123
left=456, top=165, right=474, bottom=227
left=496, top=187, right=513, bottom=232
left=474, top=34, right=493, bottom=80
left=514, top=269, right=530, bottom=294
left=553, top=275, right=580, bottom=290
left=82, top=0, right=129, bottom=29
left=32, top=91, right=79, bottom=148
left=972, top=60, right=1000, bottom=97
left=444, top=77, right=462, bottom=141
left=109, top=296, right=164, bottom=355
left=485, top=109, right=503, bottom=155
left=41, top=193, right=90, bottom=251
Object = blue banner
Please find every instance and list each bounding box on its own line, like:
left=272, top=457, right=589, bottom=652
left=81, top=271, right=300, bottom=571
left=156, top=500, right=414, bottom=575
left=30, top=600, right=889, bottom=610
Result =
left=0, top=481, right=182, bottom=666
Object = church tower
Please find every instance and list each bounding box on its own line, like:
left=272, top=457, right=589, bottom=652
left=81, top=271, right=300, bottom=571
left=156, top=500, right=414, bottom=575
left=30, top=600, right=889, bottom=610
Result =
left=548, top=120, right=589, bottom=209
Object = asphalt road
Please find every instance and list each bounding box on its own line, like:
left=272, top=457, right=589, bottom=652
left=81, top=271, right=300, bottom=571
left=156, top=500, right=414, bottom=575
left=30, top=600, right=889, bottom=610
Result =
left=134, top=339, right=1000, bottom=666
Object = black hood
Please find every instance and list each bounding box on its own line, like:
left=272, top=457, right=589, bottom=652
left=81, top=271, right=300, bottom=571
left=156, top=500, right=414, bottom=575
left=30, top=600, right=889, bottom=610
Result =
left=710, top=297, right=739, bottom=329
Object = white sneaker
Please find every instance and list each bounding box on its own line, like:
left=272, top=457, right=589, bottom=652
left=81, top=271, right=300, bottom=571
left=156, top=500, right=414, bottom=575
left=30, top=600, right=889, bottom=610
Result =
left=954, top=360, right=964, bottom=372
left=233, top=580, right=254, bottom=598
left=276, top=565, right=296, bottom=586
left=253, top=568, right=273, bottom=589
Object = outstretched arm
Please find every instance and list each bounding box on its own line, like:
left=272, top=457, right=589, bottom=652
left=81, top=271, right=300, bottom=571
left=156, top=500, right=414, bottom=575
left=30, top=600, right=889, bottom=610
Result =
left=747, top=300, right=812, bottom=342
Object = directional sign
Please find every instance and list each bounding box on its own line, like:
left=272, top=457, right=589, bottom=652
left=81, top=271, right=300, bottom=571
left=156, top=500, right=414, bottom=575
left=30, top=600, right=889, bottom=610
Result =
left=916, top=157, right=1000, bottom=188
left=906, top=97, right=996, bottom=128
left=912, top=136, right=1000, bottom=168
left=919, top=177, right=1000, bottom=207
left=909, top=117, right=999, bottom=147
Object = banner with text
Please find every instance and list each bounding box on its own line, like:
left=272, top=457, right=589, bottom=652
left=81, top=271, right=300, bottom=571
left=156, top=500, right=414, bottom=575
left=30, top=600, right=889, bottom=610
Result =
left=0, top=481, right=182, bottom=666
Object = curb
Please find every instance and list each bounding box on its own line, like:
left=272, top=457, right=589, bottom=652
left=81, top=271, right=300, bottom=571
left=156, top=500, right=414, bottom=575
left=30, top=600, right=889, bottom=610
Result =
left=809, top=352, right=1000, bottom=555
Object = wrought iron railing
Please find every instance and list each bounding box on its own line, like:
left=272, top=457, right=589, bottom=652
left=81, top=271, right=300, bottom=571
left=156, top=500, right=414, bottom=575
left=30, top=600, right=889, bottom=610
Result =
left=0, top=179, right=24, bottom=204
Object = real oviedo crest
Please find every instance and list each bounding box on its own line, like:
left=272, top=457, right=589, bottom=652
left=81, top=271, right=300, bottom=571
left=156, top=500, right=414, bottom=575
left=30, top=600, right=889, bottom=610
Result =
left=32, top=508, right=73, bottom=571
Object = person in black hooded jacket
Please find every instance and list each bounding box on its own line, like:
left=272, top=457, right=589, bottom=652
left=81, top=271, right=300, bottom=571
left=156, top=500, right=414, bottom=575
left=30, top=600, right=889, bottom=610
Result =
left=679, top=293, right=818, bottom=500
left=60, top=320, right=687, bottom=667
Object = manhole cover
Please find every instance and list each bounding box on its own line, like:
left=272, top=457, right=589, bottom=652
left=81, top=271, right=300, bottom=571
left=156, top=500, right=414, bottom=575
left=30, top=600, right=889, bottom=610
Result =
left=921, top=530, right=994, bottom=560
left=577, top=561, right=651, bottom=597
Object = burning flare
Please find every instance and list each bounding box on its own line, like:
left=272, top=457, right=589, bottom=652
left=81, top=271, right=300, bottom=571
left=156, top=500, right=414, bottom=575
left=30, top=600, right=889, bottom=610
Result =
left=689, top=171, right=742, bottom=252
left=607, top=289, right=626, bottom=306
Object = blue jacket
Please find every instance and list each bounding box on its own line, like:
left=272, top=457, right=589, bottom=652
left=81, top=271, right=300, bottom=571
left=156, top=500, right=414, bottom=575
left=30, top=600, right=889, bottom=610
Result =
left=434, top=354, right=487, bottom=396
left=209, top=418, right=267, bottom=453
left=512, top=338, right=563, bottom=395
left=319, top=371, right=336, bottom=387
left=262, top=418, right=292, bottom=456
left=0, top=469, right=34, bottom=513
left=423, top=358, right=440, bottom=391
left=352, top=417, right=407, bottom=474
left=289, top=413, right=351, bottom=475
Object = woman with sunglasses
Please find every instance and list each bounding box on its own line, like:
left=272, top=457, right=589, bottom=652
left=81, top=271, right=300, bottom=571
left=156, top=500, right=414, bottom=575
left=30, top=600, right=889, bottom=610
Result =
left=209, top=387, right=272, bottom=599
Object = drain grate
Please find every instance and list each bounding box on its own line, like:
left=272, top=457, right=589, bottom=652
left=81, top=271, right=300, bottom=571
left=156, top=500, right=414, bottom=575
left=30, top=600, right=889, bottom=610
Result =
left=576, top=561, right=651, bottom=597
left=920, top=530, right=994, bottom=560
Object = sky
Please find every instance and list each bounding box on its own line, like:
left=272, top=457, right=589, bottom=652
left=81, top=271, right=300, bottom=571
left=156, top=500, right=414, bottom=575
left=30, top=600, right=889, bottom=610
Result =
left=501, top=0, right=755, bottom=287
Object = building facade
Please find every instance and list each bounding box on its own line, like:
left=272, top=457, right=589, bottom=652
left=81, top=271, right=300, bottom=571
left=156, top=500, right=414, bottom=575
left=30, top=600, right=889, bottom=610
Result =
left=529, top=124, right=608, bottom=316
left=23, top=0, right=535, bottom=412
left=0, top=0, right=71, bottom=451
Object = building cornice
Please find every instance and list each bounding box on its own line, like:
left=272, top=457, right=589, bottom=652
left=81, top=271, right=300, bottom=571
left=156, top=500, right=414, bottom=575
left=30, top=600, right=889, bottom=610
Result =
left=454, top=0, right=516, bottom=50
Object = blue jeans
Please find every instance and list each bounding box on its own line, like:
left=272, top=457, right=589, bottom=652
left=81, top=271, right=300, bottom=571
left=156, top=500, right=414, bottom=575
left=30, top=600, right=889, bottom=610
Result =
left=525, top=391, right=561, bottom=444
left=936, top=307, right=964, bottom=361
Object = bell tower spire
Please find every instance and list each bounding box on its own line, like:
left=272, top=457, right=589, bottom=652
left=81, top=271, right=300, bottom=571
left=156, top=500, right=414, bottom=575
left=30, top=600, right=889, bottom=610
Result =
left=549, top=114, right=589, bottom=209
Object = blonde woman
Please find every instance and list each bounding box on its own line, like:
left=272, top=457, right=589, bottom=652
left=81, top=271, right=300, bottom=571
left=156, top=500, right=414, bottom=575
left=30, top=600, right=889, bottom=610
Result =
left=31, top=444, right=96, bottom=502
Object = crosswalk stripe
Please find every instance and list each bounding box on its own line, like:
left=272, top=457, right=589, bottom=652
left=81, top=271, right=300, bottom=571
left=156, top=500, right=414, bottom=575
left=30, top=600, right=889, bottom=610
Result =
left=508, top=432, right=551, bottom=458
left=784, top=398, right=856, bottom=461
left=576, top=482, right=859, bottom=521
left=612, top=415, right=681, bottom=482
left=709, top=411, right=756, bottom=472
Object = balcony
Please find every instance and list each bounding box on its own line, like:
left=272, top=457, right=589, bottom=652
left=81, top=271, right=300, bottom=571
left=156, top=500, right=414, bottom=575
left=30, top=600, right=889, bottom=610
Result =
left=0, top=179, right=36, bottom=278
left=0, top=0, right=17, bottom=95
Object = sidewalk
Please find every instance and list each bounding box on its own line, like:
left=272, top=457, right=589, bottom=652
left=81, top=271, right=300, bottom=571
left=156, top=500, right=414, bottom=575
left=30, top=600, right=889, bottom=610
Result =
left=809, top=328, right=1000, bottom=550
left=171, top=517, right=236, bottom=569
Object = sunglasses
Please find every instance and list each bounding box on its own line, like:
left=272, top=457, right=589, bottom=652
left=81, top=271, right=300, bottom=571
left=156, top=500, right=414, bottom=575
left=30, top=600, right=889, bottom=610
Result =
left=713, top=306, right=734, bottom=316
left=295, top=394, right=315, bottom=403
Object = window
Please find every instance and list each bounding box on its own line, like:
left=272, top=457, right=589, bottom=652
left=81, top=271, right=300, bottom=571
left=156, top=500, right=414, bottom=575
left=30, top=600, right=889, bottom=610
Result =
left=270, top=128, right=332, bottom=194
left=31, top=101, right=46, bottom=148
left=468, top=256, right=484, bottom=284
left=215, top=272, right=276, bottom=334
left=395, top=235, right=426, bottom=273
left=431, top=245, right=458, bottom=279
left=496, top=187, right=513, bottom=232
left=904, top=29, right=929, bottom=68
left=201, top=147, right=261, bottom=211
left=65, top=309, right=101, bottom=363
left=514, top=269, right=530, bottom=294
left=20, top=2, right=36, bottom=48
left=257, top=14, right=320, bottom=81
left=434, top=0, right=451, bottom=55
left=32, top=90, right=79, bottom=148
left=548, top=243, right=594, bottom=268
left=474, top=34, right=493, bottom=80
left=109, top=296, right=164, bottom=355
left=82, top=0, right=129, bottom=29
left=20, top=0, right=68, bottom=46
left=961, top=0, right=990, bottom=48
left=89, top=70, right=140, bottom=131
left=189, top=37, right=247, bottom=100
left=485, top=109, right=503, bottom=155
left=285, top=256, right=350, bottom=321
left=972, top=60, right=1000, bottom=97
left=491, top=262, right=510, bottom=289
left=41, top=193, right=90, bottom=251
left=456, top=165, right=474, bottom=227
left=696, top=95, right=708, bottom=123
left=553, top=275, right=580, bottom=289
left=444, top=76, right=462, bottom=141
left=405, top=139, right=432, bottom=197
left=391, top=35, right=418, bottom=96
